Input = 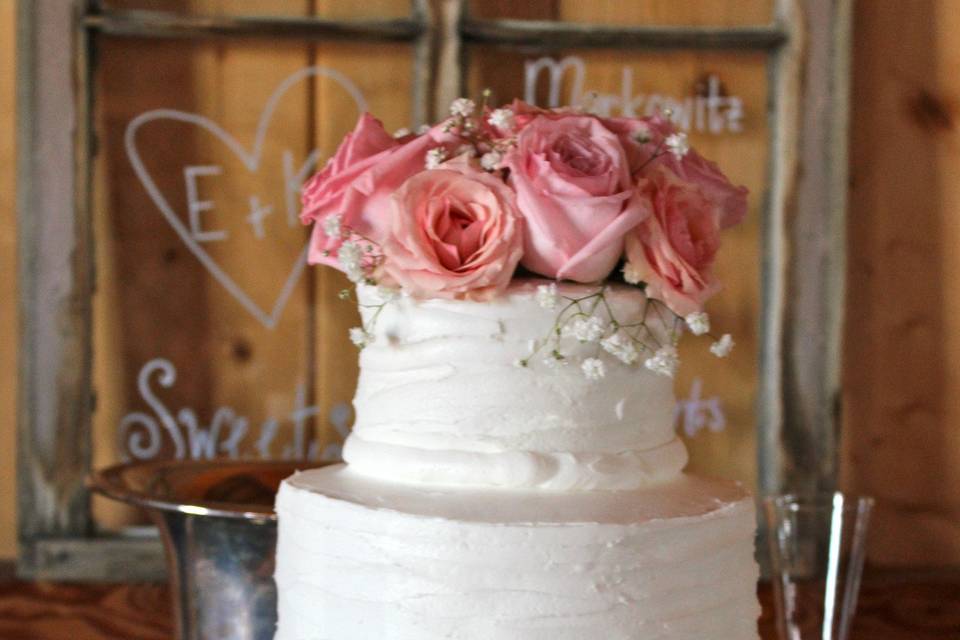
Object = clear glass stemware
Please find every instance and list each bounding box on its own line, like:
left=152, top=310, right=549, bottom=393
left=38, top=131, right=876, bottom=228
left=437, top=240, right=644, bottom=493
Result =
left=764, top=493, right=874, bottom=640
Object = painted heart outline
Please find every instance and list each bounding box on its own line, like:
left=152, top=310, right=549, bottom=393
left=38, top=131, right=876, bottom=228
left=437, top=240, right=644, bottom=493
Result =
left=125, top=66, right=368, bottom=329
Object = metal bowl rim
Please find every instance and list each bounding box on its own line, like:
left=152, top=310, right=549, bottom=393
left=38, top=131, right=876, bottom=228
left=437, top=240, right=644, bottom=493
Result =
left=87, top=459, right=321, bottom=521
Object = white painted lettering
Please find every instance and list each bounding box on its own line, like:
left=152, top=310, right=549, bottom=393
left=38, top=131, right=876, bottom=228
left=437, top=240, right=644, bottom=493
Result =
left=184, top=165, right=227, bottom=243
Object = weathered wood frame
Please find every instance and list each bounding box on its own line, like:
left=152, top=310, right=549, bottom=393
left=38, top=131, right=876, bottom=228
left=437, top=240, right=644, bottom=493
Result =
left=16, top=0, right=851, bottom=580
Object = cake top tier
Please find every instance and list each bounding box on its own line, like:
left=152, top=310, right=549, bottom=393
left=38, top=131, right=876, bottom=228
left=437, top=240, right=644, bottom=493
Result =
left=298, top=101, right=748, bottom=492
left=343, top=280, right=688, bottom=492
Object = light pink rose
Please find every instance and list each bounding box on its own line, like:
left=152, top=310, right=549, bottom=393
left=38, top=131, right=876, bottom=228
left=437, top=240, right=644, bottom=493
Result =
left=604, top=114, right=747, bottom=229
left=301, top=113, right=455, bottom=268
left=505, top=114, right=647, bottom=282
left=378, top=160, right=524, bottom=300
left=624, top=165, right=725, bottom=316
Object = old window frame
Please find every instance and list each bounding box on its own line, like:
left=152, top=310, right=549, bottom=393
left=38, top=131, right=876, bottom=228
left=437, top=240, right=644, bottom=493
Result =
left=16, top=0, right=851, bottom=580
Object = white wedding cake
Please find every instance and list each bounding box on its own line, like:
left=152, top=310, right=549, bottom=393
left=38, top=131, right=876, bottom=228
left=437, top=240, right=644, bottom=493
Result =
left=274, top=97, right=759, bottom=638
left=274, top=282, right=759, bottom=639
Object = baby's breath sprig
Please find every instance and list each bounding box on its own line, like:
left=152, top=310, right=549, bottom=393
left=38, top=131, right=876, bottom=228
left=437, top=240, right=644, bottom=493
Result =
left=347, top=286, right=398, bottom=350
left=633, top=107, right=691, bottom=174
left=319, top=214, right=386, bottom=286
left=518, top=284, right=679, bottom=380
left=429, top=93, right=519, bottom=174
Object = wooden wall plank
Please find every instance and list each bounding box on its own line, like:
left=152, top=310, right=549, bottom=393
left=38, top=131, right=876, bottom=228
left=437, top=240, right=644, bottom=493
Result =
left=309, top=0, right=414, bottom=459
left=843, top=0, right=960, bottom=566
left=468, top=0, right=772, bottom=26
left=16, top=0, right=95, bottom=571
left=771, top=0, right=852, bottom=499
left=0, top=0, right=19, bottom=560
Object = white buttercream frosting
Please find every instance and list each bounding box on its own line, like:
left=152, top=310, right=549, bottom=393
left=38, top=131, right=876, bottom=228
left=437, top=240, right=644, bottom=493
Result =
left=344, top=280, right=682, bottom=491
left=274, top=278, right=759, bottom=639
left=274, top=467, right=761, bottom=640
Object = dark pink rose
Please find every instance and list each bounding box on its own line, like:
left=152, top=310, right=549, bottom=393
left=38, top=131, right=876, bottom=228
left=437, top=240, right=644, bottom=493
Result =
left=379, top=159, right=524, bottom=300
left=624, top=165, right=725, bottom=316
left=505, top=114, right=647, bottom=282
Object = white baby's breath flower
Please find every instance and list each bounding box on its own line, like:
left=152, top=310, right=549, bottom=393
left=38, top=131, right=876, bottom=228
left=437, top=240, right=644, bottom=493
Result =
left=579, top=91, right=601, bottom=115
left=488, top=107, right=515, bottom=130
left=685, top=311, right=710, bottom=336
left=665, top=132, right=690, bottom=158
left=338, top=241, right=362, bottom=270
left=455, top=143, right=476, bottom=158
left=393, top=127, right=411, bottom=138
left=564, top=316, right=606, bottom=343
left=513, top=357, right=529, bottom=368
left=581, top=357, right=606, bottom=381
left=349, top=327, right=372, bottom=348
left=600, top=332, right=639, bottom=365
left=543, top=352, right=567, bottom=369
left=450, top=97, right=476, bottom=118
left=322, top=213, right=343, bottom=239
left=710, top=334, right=735, bottom=358
left=631, top=123, right=652, bottom=144
left=376, top=285, right=400, bottom=302
left=480, top=150, right=502, bottom=171
left=622, top=262, right=643, bottom=285
left=338, top=241, right=366, bottom=283
left=425, top=147, right=447, bottom=170
left=644, top=345, right=679, bottom=378
left=535, top=283, right=559, bottom=309
left=417, top=123, right=431, bottom=135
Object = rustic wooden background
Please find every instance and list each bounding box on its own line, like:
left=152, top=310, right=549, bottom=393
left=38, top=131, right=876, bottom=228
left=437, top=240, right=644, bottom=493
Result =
left=1, top=0, right=19, bottom=560
left=1, top=0, right=959, bottom=571
left=841, top=1, right=960, bottom=567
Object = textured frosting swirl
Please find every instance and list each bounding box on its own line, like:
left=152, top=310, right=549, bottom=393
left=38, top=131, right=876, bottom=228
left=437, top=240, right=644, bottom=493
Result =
left=275, top=468, right=760, bottom=640
left=344, top=280, right=684, bottom=491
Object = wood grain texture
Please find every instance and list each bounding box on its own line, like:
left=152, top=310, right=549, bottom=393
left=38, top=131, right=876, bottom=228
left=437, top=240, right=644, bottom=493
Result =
left=467, top=0, right=772, bottom=27
left=0, top=575, right=171, bottom=640
left=16, top=0, right=96, bottom=565
left=0, top=0, right=19, bottom=560
left=773, top=0, right=852, bottom=499
left=842, top=0, right=960, bottom=566
left=0, top=569, right=956, bottom=639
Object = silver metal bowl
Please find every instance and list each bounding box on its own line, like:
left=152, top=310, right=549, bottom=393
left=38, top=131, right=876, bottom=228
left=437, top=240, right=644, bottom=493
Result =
left=90, top=459, right=322, bottom=640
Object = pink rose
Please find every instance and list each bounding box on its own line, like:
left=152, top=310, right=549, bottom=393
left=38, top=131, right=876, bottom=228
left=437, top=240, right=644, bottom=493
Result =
left=378, top=160, right=524, bottom=300
left=505, top=114, right=647, bottom=282
left=300, top=114, right=454, bottom=268
left=624, top=165, right=725, bottom=316
left=604, top=114, right=748, bottom=229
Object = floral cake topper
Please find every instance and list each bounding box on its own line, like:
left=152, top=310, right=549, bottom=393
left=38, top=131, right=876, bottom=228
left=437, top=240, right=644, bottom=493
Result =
left=300, top=93, right=746, bottom=378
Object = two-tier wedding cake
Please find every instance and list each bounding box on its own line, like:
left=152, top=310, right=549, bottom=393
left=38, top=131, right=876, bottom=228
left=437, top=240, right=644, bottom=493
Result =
left=274, top=98, right=760, bottom=639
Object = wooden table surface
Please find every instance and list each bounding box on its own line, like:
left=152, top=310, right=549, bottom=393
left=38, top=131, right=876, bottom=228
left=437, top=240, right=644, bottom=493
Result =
left=0, top=566, right=956, bottom=639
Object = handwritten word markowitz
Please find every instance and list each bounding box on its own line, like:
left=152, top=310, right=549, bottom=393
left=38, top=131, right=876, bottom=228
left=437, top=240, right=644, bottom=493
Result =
left=525, top=56, right=744, bottom=134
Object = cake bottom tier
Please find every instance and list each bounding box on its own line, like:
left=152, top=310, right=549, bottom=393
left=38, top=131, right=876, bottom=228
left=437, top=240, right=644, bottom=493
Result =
left=274, top=466, right=760, bottom=640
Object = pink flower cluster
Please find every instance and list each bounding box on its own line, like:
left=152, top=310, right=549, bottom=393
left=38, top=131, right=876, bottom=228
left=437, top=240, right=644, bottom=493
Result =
left=300, top=100, right=747, bottom=315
